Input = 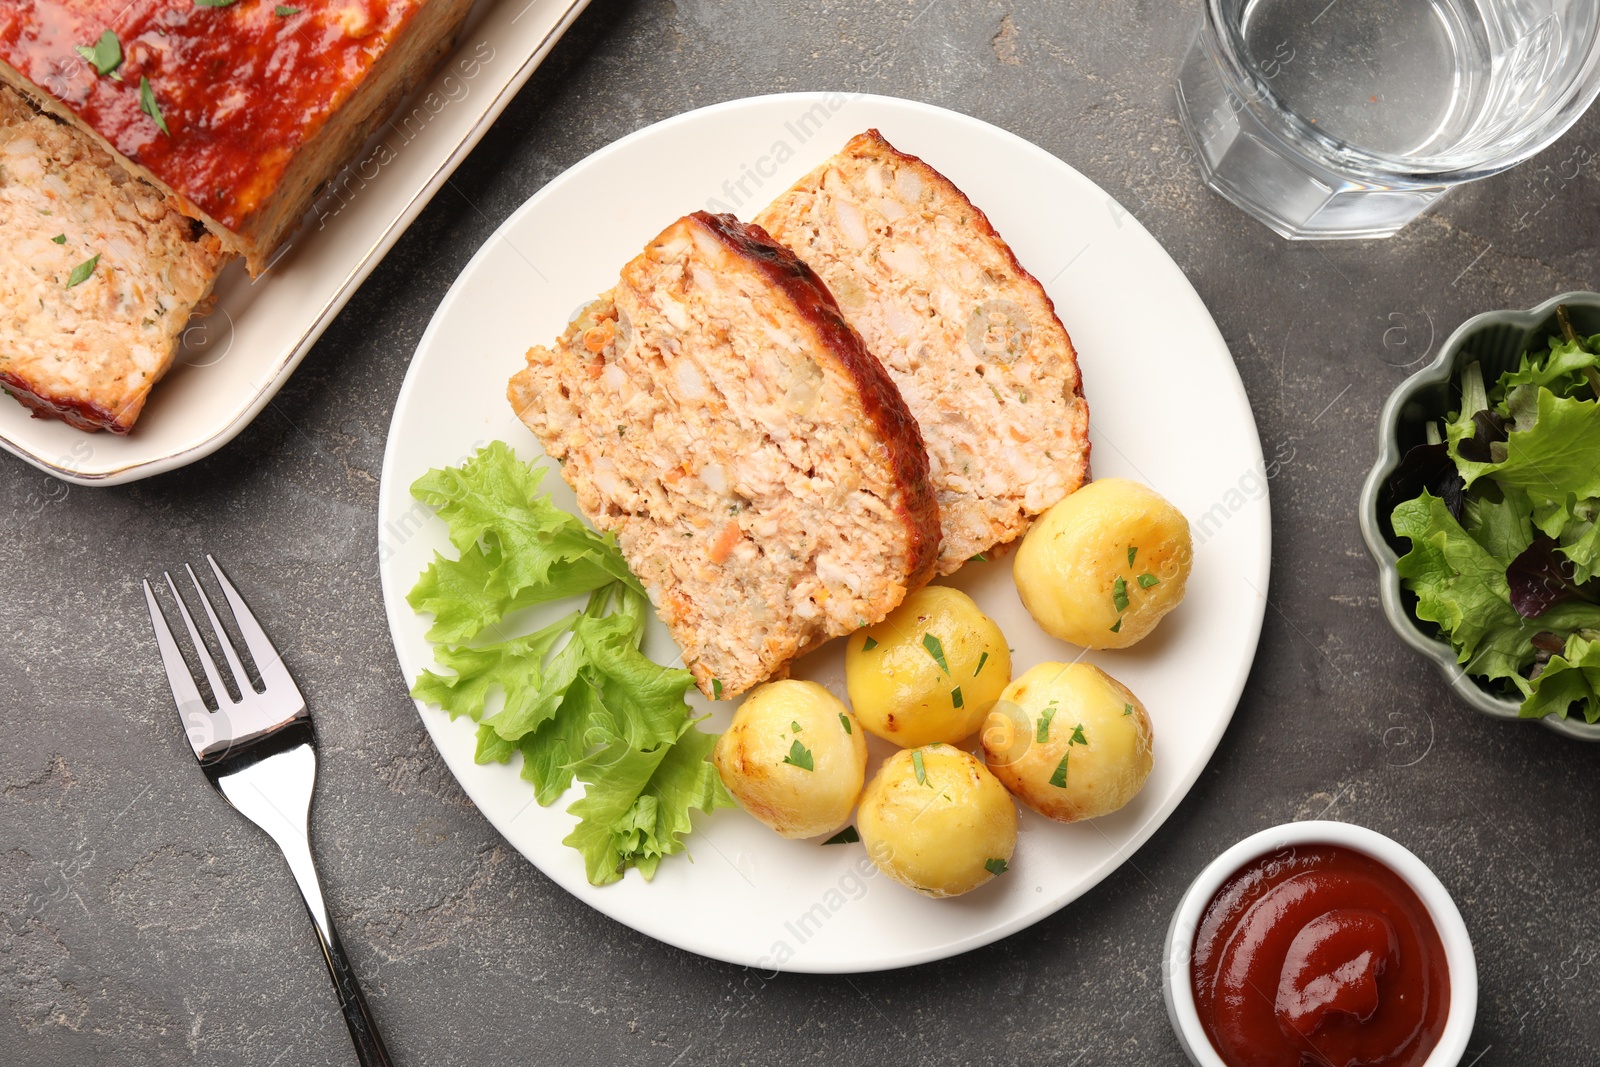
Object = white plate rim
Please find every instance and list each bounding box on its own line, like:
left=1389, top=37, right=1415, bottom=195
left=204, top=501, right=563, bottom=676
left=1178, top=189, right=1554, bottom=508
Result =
left=377, top=91, right=1271, bottom=973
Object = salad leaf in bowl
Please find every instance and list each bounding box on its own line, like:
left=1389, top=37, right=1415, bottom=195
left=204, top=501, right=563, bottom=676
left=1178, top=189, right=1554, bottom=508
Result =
left=1361, top=293, right=1600, bottom=739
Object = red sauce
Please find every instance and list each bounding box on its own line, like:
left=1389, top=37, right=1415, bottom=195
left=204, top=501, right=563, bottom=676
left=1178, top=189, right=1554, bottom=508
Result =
left=0, top=0, right=416, bottom=230
left=1191, top=844, right=1449, bottom=1067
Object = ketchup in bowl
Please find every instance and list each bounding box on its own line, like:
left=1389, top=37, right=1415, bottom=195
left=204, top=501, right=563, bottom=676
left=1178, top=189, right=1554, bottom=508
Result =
left=1190, top=844, right=1449, bottom=1067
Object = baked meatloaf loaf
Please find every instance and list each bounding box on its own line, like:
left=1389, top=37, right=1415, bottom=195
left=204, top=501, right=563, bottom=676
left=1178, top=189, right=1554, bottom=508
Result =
left=755, top=130, right=1090, bottom=574
left=508, top=211, right=941, bottom=698
left=0, top=0, right=474, bottom=275
left=0, top=87, right=226, bottom=433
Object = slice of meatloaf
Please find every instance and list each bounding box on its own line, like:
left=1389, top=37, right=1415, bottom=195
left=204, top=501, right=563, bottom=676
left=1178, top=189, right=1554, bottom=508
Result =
left=508, top=211, right=941, bottom=698
left=0, top=87, right=227, bottom=434
left=755, top=129, right=1090, bottom=574
left=0, top=0, right=475, bottom=275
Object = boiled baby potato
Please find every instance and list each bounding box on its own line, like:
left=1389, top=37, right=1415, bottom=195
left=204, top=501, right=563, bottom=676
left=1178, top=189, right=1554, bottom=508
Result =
left=1013, top=478, right=1192, bottom=649
left=982, top=661, right=1153, bottom=823
left=857, top=744, right=1018, bottom=898
left=845, top=586, right=1011, bottom=748
left=713, top=680, right=867, bottom=839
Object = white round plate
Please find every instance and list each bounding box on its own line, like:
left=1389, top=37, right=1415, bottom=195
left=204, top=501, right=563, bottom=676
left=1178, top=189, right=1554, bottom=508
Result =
left=378, top=92, right=1270, bottom=973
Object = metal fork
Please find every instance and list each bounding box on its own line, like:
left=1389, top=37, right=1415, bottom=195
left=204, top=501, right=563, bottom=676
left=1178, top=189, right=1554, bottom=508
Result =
left=143, top=556, right=393, bottom=1067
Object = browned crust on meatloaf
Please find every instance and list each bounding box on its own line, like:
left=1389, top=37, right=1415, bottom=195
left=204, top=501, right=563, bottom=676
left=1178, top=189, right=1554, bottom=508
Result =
left=690, top=211, right=940, bottom=590
left=0, top=0, right=474, bottom=276
left=509, top=211, right=942, bottom=697
left=1, top=373, right=127, bottom=433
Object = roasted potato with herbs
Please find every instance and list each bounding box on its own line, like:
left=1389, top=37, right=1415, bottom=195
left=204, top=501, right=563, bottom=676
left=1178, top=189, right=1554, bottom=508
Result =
left=982, top=661, right=1153, bottom=823
left=1013, top=478, right=1192, bottom=649
left=857, top=744, right=1018, bottom=898
left=713, top=680, right=866, bottom=839
left=845, top=586, right=1011, bottom=748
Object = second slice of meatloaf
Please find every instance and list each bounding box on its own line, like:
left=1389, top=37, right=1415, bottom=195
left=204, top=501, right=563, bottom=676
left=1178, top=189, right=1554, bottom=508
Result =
left=755, top=130, right=1090, bottom=574
left=0, top=87, right=227, bottom=433
left=509, top=211, right=941, bottom=698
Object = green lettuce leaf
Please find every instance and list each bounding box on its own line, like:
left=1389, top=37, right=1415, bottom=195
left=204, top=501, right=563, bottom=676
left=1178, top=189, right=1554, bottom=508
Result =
left=1500, top=336, right=1600, bottom=398
left=406, top=443, right=641, bottom=643
left=1476, top=388, right=1600, bottom=584
left=1473, top=388, right=1600, bottom=503
left=1524, top=632, right=1600, bottom=723
left=1393, top=491, right=1600, bottom=717
left=407, top=444, right=730, bottom=884
left=409, top=609, right=579, bottom=722
left=1530, top=495, right=1600, bottom=584
left=1461, top=486, right=1534, bottom=566
left=563, top=717, right=733, bottom=885
left=1392, top=492, right=1527, bottom=669
left=518, top=673, right=611, bottom=805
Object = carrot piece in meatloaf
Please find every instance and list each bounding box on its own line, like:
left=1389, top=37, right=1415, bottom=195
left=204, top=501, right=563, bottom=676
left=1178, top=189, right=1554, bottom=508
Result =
left=508, top=211, right=941, bottom=699
left=0, top=88, right=227, bottom=434
left=756, top=129, right=1090, bottom=574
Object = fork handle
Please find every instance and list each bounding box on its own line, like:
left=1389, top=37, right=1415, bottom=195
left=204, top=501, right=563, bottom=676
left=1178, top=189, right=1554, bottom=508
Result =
left=310, top=914, right=394, bottom=1067
left=218, top=746, right=394, bottom=1067
left=276, top=835, right=393, bottom=1067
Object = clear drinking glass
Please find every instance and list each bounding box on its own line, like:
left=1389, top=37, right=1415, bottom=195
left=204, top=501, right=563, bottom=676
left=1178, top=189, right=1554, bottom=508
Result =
left=1176, top=0, right=1600, bottom=239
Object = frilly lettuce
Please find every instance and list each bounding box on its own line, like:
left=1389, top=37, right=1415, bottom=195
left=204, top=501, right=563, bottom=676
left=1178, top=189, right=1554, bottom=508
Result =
left=1392, top=324, right=1600, bottom=721
left=407, top=443, right=731, bottom=884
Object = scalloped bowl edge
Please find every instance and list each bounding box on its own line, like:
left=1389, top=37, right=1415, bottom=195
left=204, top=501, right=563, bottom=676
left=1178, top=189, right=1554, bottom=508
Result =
left=1358, top=291, right=1600, bottom=741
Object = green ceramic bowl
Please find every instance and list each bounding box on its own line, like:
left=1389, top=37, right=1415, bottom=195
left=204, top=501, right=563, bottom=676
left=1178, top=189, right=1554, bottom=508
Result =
left=1358, top=291, right=1600, bottom=742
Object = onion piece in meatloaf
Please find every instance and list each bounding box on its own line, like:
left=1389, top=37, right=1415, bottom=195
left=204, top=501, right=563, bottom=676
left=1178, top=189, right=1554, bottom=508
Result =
left=0, top=87, right=227, bottom=434
left=508, top=211, right=941, bottom=699
left=755, top=129, right=1090, bottom=574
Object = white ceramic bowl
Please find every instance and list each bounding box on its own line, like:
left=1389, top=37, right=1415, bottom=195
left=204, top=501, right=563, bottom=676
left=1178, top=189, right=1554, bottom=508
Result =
left=1162, top=821, right=1477, bottom=1066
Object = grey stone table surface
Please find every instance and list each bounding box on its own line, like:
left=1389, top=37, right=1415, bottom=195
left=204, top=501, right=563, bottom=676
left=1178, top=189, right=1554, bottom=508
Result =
left=6, top=1, right=1600, bottom=1064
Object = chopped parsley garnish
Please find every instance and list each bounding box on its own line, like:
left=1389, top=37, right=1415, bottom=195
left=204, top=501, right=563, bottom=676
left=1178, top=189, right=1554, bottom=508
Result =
left=912, top=748, right=927, bottom=785
left=838, top=712, right=852, bottom=735
left=1128, top=546, right=1138, bottom=567
left=139, top=77, right=169, bottom=136
left=969, top=552, right=989, bottom=563
left=984, top=857, right=1008, bottom=875
left=790, top=720, right=802, bottom=733
left=274, top=4, right=301, bottom=12
left=861, top=635, right=878, bottom=651
left=782, top=739, right=814, bottom=772
left=1069, top=723, right=1088, bottom=746
left=711, top=678, right=723, bottom=699
left=50, top=234, right=66, bottom=244
left=193, top=0, right=240, bottom=6
left=974, top=651, right=989, bottom=676
left=1036, top=703, right=1057, bottom=743
left=66, top=254, right=100, bottom=288
left=922, top=633, right=949, bottom=673
left=1137, top=572, right=1160, bottom=589
left=951, top=686, right=963, bottom=709
left=823, top=826, right=859, bottom=845
left=1110, top=617, right=1123, bottom=633
left=1049, top=753, right=1070, bottom=788
left=1123, top=702, right=1134, bottom=716
left=74, top=30, right=121, bottom=77
left=1112, top=576, right=1130, bottom=613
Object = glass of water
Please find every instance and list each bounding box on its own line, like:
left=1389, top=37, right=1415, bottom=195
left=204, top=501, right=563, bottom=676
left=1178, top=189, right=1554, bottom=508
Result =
left=1176, top=0, right=1600, bottom=239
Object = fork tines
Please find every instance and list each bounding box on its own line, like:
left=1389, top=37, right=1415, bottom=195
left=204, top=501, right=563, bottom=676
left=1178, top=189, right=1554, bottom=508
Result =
left=144, top=555, right=307, bottom=765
